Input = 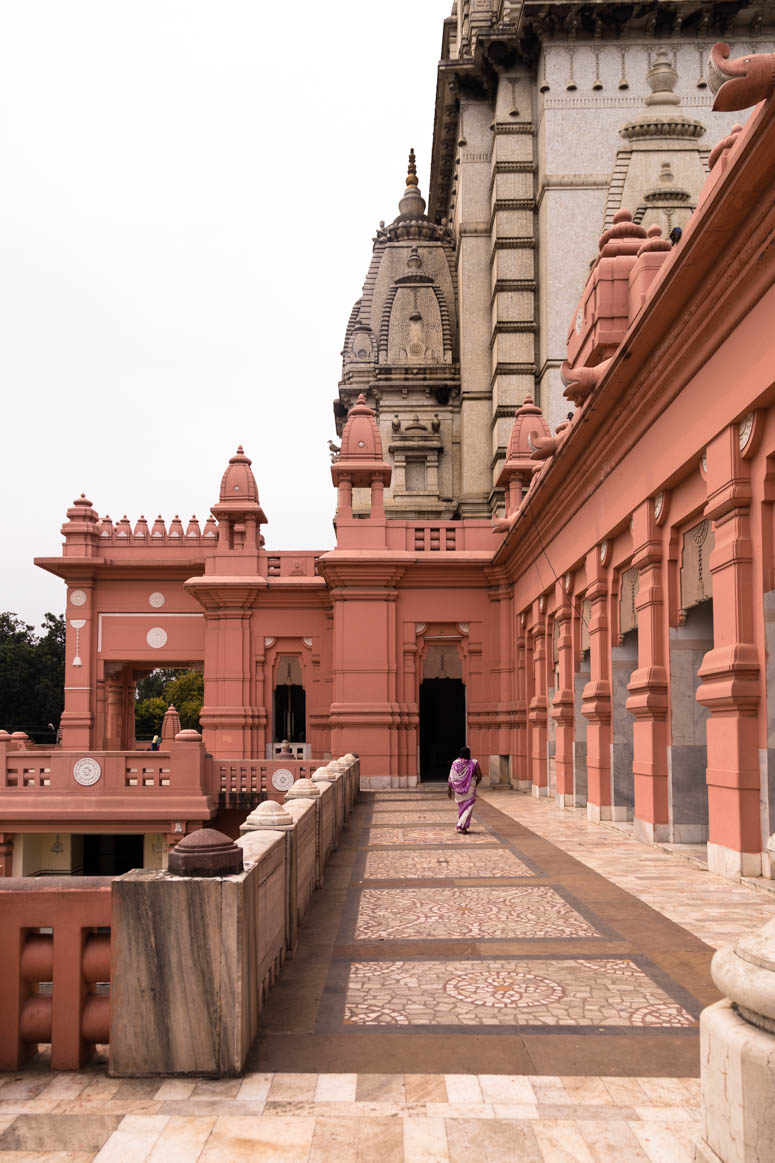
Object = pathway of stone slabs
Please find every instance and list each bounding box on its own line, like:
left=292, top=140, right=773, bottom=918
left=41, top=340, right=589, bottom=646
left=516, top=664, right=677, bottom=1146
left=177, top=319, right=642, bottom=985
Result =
left=5, top=787, right=771, bottom=1160
left=249, top=787, right=717, bottom=1077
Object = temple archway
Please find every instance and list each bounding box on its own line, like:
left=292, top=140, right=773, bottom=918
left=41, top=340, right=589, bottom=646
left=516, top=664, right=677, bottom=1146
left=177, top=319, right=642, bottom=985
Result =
left=273, top=655, right=306, bottom=744
left=418, top=640, right=466, bottom=781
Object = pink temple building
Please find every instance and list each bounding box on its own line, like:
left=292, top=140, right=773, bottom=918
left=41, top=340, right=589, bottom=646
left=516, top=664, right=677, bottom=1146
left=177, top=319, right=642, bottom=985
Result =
left=4, top=35, right=775, bottom=888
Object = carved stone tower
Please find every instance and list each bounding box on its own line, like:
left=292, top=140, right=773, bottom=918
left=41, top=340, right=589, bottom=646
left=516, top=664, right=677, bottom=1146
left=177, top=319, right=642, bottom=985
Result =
left=337, top=1, right=771, bottom=518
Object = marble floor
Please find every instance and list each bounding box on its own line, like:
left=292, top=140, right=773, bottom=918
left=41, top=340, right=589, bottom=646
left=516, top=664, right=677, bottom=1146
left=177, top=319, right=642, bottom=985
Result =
left=3, top=785, right=775, bottom=1161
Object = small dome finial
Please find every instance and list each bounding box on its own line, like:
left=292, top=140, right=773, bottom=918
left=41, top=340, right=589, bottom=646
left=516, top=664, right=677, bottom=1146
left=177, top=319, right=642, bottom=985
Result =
left=406, top=148, right=418, bottom=188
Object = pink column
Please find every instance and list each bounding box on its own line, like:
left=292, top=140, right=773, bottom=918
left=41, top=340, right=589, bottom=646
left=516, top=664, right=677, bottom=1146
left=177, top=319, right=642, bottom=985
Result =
left=581, top=547, right=612, bottom=820
left=60, top=583, right=95, bottom=750
left=514, top=616, right=529, bottom=788
left=529, top=605, right=548, bottom=796
left=0, top=834, right=13, bottom=876
left=551, top=583, right=575, bottom=805
left=325, top=563, right=403, bottom=787
left=104, top=673, right=123, bottom=751
left=697, top=425, right=762, bottom=878
left=626, top=499, right=670, bottom=844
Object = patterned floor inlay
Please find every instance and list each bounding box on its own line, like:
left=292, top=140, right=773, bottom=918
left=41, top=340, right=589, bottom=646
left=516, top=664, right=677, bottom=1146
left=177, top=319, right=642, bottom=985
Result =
left=343, top=959, right=697, bottom=1028
left=368, top=826, right=493, bottom=845
left=363, top=848, right=534, bottom=879
left=369, top=810, right=456, bottom=823
left=354, top=885, right=598, bottom=940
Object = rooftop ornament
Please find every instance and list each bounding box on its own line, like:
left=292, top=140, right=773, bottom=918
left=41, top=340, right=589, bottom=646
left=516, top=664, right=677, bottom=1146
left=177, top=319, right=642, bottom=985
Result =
left=709, top=42, right=775, bottom=111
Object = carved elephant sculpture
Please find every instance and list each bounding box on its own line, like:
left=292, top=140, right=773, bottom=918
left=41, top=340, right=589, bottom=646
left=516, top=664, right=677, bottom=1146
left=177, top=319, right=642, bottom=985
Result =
left=709, top=42, right=775, bottom=112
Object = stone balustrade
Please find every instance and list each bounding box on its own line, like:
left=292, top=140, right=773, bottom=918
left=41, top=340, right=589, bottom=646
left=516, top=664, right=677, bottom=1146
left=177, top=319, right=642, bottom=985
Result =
left=109, top=753, right=359, bottom=1077
left=0, top=877, right=113, bottom=1071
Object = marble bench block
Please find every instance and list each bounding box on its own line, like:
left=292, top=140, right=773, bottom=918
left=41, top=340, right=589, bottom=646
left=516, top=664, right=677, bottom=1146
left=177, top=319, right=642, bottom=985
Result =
left=694, top=999, right=775, bottom=1163
left=110, top=832, right=286, bottom=1077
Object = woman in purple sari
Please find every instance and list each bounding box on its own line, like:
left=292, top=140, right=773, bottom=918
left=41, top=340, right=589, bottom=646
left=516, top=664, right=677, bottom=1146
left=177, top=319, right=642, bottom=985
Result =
left=447, top=746, right=482, bottom=834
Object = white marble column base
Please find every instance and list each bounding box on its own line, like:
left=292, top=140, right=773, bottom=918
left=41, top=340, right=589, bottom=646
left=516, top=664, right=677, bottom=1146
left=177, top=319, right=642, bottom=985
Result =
left=707, top=842, right=761, bottom=880
left=531, top=784, right=549, bottom=798
left=633, top=818, right=671, bottom=845
left=586, top=803, right=613, bottom=823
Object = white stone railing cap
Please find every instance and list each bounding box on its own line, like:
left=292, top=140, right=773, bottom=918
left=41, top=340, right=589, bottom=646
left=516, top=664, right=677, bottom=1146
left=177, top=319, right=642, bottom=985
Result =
left=284, top=778, right=320, bottom=800
left=712, top=916, right=775, bottom=1021
left=236, top=830, right=285, bottom=862
left=311, top=766, right=334, bottom=783
left=240, top=799, right=293, bottom=831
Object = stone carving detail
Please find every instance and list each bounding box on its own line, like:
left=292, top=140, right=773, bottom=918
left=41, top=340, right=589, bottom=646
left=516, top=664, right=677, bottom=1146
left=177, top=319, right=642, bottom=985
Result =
left=654, top=491, right=665, bottom=521
left=149, top=592, right=166, bottom=608
left=70, top=619, right=85, bottom=667
left=709, top=42, right=775, bottom=111
left=581, top=598, right=593, bottom=653
left=681, top=520, right=715, bottom=613
left=739, top=412, right=754, bottom=452
left=422, top=644, right=462, bottom=680
left=70, top=590, right=87, bottom=607
left=620, top=567, right=640, bottom=637
left=146, top=627, right=168, bottom=649
left=73, top=757, right=102, bottom=787
left=271, top=768, right=294, bottom=792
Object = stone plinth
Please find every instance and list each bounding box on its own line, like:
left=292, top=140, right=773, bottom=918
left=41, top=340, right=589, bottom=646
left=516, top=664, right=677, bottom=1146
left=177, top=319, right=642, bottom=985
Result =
left=695, top=917, right=775, bottom=1162
left=110, top=832, right=285, bottom=1077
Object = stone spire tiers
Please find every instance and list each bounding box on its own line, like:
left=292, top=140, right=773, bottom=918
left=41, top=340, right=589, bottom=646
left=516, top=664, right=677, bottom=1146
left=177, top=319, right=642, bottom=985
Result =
left=606, top=49, right=707, bottom=236
left=209, top=446, right=267, bottom=557
left=336, top=151, right=460, bottom=520
left=332, top=394, right=391, bottom=526
left=496, top=397, right=551, bottom=519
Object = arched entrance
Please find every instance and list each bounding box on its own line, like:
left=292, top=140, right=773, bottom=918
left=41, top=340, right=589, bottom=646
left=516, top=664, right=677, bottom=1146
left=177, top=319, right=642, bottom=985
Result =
left=418, top=642, right=466, bottom=781
left=273, top=655, right=306, bottom=743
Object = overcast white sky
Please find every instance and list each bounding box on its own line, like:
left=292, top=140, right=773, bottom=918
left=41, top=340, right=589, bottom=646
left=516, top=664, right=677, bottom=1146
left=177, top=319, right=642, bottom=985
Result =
left=1, top=0, right=450, bottom=627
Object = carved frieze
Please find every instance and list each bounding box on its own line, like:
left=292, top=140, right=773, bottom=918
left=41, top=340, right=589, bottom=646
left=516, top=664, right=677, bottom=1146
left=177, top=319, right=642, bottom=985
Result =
left=680, top=519, right=715, bottom=614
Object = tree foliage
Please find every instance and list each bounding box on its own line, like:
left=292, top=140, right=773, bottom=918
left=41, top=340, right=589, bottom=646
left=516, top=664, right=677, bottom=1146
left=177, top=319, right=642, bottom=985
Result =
left=134, top=669, right=204, bottom=738
left=0, top=612, right=65, bottom=740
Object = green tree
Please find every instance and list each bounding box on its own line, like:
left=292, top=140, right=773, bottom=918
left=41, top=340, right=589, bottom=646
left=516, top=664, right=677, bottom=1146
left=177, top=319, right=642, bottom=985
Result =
left=134, top=668, right=204, bottom=737
left=163, top=670, right=204, bottom=731
left=0, top=612, right=65, bottom=740
left=134, top=696, right=167, bottom=738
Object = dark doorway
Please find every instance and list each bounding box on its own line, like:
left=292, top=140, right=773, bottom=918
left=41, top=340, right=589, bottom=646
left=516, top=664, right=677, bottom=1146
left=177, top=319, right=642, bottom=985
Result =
left=274, top=685, right=306, bottom=743
left=419, top=678, right=466, bottom=781
left=80, top=834, right=144, bottom=876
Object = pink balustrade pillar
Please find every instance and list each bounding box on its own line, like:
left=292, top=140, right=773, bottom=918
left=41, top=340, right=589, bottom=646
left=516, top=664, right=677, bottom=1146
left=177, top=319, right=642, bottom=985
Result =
left=551, top=584, right=575, bottom=805
left=581, top=547, right=613, bottom=820
left=697, top=425, right=762, bottom=878
left=529, top=605, right=548, bottom=795
left=626, top=499, right=670, bottom=844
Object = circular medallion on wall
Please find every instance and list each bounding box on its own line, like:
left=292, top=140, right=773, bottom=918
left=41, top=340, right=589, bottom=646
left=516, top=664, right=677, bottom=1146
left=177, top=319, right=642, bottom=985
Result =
left=73, top=757, right=102, bottom=786
left=272, top=768, right=294, bottom=792
left=146, top=627, right=168, bottom=649
left=148, top=592, right=166, bottom=608
left=70, top=589, right=87, bottom=607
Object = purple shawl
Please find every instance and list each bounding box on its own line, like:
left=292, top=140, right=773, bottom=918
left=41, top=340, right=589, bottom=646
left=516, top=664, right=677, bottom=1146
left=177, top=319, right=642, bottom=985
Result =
left=448, top=757, right=477, bottom=796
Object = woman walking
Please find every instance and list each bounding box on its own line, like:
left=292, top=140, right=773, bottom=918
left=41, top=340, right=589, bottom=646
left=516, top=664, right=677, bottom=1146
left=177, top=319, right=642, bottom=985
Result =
left=447, top=746, right=482, bottom=834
